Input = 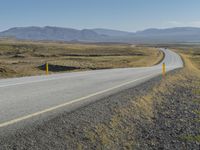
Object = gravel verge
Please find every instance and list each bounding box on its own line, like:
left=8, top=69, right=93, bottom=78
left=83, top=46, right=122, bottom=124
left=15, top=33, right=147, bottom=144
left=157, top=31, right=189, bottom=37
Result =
left=134, top=71, right=200, bottom=149
left=0, top=68, right=199, bottom=149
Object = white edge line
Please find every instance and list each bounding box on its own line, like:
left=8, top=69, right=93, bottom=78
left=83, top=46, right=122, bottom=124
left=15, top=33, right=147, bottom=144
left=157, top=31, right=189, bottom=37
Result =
left=0, top=72, right=99, bottom=88
left=0, top=73, right=158, bottom=128
left=0, top=48, right=167, bottom=88
left=0, top=67, right=157, bottom=88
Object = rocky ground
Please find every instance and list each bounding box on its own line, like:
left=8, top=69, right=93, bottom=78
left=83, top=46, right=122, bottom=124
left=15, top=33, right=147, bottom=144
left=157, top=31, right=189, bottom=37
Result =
left=0, top=67, right=199, bottom=149
left=134, top=71, right=200, bottom=149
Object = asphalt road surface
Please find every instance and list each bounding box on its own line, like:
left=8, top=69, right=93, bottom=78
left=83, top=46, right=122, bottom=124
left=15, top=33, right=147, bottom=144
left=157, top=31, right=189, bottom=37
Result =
left=0, top=48, right=183, bottom=134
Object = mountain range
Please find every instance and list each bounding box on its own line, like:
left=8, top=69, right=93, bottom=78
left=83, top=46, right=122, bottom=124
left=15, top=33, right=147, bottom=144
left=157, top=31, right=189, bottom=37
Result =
left=1, top=26, right=200, bottom=43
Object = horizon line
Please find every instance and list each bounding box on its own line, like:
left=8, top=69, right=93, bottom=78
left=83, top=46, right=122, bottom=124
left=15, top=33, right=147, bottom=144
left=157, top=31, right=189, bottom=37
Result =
left=1, top=26, right=200, bottom=33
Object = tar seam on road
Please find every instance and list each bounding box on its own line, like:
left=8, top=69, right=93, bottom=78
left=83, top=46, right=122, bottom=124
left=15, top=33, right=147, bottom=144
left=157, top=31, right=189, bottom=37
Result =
left=0, top=73, right=158, bottom=128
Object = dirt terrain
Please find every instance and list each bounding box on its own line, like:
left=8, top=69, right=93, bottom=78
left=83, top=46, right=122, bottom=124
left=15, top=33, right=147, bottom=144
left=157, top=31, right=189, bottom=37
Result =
left=0, top=40, right=163, bottom=78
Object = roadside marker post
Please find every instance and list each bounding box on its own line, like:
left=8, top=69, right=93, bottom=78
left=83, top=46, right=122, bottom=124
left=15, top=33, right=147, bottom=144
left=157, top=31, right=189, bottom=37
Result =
left=46, top=62, right=49, bottom=75
left=162, top=63, right=166, bottom=77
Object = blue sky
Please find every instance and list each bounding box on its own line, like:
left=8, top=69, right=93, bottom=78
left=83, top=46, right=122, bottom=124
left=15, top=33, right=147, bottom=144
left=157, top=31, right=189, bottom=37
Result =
left=0, top=0, right=200, bottom=32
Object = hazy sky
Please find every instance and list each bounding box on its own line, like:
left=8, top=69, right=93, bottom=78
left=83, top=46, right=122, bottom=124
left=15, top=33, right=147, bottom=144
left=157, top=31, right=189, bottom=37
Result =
left=0, top=0, right=200, bottom=32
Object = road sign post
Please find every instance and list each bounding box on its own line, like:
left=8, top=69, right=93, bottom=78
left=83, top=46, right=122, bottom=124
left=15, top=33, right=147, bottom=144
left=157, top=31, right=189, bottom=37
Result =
left=162, top=63, right=166, bottom=77
left=46, top=62, right=49, bottom=75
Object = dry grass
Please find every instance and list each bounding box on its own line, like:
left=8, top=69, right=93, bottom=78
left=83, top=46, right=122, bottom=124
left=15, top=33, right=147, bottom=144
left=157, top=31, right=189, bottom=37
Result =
left=79, top=46, right=200, bottom=149
left=0, top=40, right=163, bottom=78
left=82, top=74, right=186, bottom=149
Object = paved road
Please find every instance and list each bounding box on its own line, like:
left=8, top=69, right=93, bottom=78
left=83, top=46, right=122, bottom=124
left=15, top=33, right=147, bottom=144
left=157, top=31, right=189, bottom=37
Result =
left=0, top=48, right=183, bottom=133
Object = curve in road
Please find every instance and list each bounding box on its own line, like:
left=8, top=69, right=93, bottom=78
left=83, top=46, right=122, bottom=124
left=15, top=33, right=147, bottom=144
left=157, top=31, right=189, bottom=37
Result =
left=0, top=48, right=183, bottom=131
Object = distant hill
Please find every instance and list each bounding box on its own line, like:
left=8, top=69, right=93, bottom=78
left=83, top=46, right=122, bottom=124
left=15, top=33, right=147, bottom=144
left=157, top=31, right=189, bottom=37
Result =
left=132, top=27, right=200, bottom=43
left=1, top=26, right=200, bottom=43
left=92, top=28, right=132, bottom=37
left=0, top=26, right=107, bottom=42
left=135, top=27, right=200, bottom=36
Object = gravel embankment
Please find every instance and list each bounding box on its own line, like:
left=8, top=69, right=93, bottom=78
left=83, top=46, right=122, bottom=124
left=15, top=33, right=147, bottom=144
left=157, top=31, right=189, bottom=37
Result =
left=0, top=69, right=199, bottom=149
left=134, top=71, right=200, bottom=149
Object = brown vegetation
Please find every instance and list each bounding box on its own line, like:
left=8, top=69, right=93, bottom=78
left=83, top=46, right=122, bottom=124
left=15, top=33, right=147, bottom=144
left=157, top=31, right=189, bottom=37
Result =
left=76, top=46, right=200, bottom=149
left=0, top=40, right=163, bottom=78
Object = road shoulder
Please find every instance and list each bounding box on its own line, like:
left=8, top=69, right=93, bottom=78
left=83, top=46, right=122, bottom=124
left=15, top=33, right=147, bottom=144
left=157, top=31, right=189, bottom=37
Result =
left=1, top=57, right=199, bottom=149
